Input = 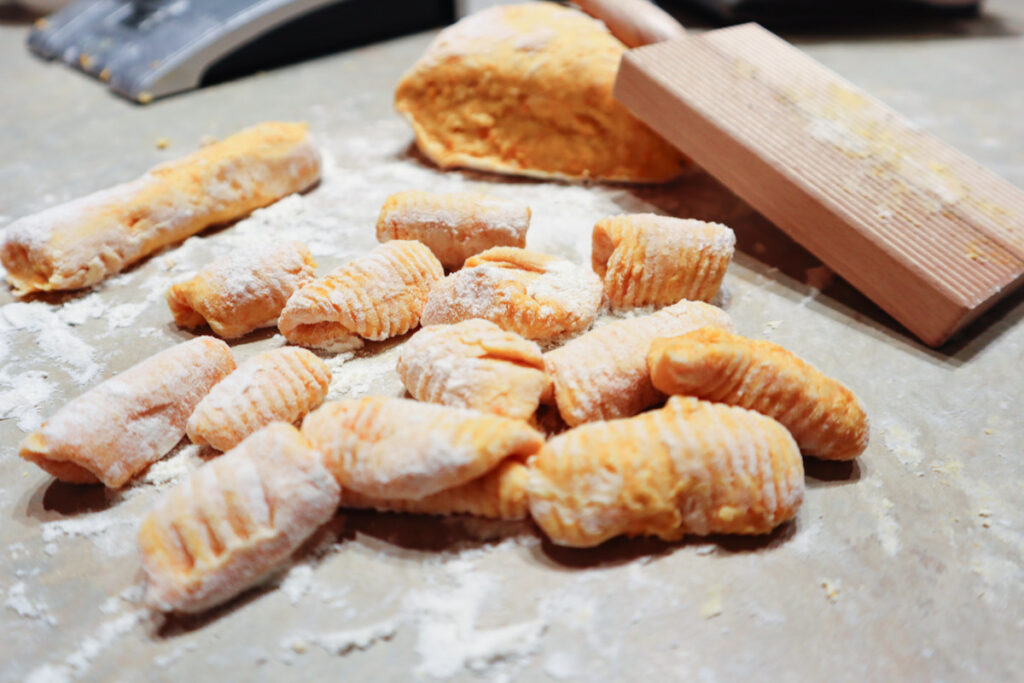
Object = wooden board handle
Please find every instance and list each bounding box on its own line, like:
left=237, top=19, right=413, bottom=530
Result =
left=574, top=0, right=686, bottom=47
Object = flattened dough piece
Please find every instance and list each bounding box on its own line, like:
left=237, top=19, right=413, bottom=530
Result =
left=138, top=423, right=340, bottom=613
left=341, top=460, right=530, bottom=521
left=278, top=240, right=444, bottom=351
left=421, top=247, right=603, bottom=341
left=19, top=337, right=235, bottom=488
left=167, top=241, right=317, bottom=339
left=648, top=327, right=870, bottom=460
left=528, top=396, right=805, bottom=547
left=396, top=319, right=549, bottom=420
left=301, top=397, right=544, bottom=500
left=2, top=122, right=321, bottom=295
left=394, top=3, right=685, bottom=182
left=544, top=300, right=734, bottom=427
left=377, top=191, right=530, bottom=270
left=592, top=214, right=735, bottom=308
left=187, top=347, right=331, bottom=452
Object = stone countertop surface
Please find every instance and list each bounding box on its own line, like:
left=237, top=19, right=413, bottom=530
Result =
left=0, top=2, right=1022, bottom=681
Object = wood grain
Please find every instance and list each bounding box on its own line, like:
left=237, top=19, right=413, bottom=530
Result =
left=614, top=24, right=1024, bottom=346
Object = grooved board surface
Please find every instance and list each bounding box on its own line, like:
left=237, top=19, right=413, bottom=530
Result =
left=615, top=24, right=1024, bottom=346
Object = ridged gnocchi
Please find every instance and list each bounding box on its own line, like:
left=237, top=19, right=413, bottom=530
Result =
left=301, top=397, right=544, bottom=500
left=592, top=214, right=735, bottom=308
left=138, top=423, right=340, bottom=613
left=396, top=319, right=549, bottom=420
left=420, top=247, right=603, bottom=341
left=278, top=240, right=444, bottom=351
left=648, top=327, right=869, bottom=460
left=544, top=300, right=734, bottom=426
left=19, top=337, right=235, bottom=488
left=341, top=460, right=530, bottom=520
left=186, top=347, right=331, bottom=452
left=167, top=241, right=317, bottom=339
left=527, top=396, right=805, bottom=547
left=376, top=191, right=530, bottom=270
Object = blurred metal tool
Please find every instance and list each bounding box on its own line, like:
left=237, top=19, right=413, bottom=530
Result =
left=28, top=0, right=455, bottom=103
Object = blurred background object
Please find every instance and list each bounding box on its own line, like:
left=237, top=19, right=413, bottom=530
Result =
left=25, top=0, right=455, bottom=103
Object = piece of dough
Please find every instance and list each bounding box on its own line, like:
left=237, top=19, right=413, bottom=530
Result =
left=420, top=247, right=602, bottom=341
left=394, top=3, right=685, bottom=182
left=396, top=319, right=548, bottom=420
left=341, top=460, right=530, bottom=521
left=648, top=327, right=870, bottom=460
left=167, top=241, right=317, bottom=339
left=528, top=396, right=805, bottom=547
left=186, top=347, right=331, bottom=452
left=278, top=240, right=443, bottom=351
left=592, top=214, right=735, bottom=308
left=19, top=337, right=235, bottom=488
left=544, top=300, right=734, bottom=427
left=301, top=397, right=544, bottom=500
left=376, top=191, right=530, bottom=270
left=1, top=122, right=321, bottom=295
left=138, top=423, right=340, bottom=613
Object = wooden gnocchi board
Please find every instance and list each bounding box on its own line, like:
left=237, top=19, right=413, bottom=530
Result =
left=614, top=23, right=1024, bottom=347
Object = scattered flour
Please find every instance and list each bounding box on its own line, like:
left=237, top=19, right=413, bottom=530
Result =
left=6, top=581, right=57, bottom=626
left=24, top=610, right=149, bottom=683
left=286, top=618, right=401, bottom=657
left=40, top=511, right=137, bottom=558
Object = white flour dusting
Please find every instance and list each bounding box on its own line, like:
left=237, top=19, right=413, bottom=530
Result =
left=6, top=581, right=57, bottom=626
left=405, top=559, right=546, bottom=678
left=40, top=511, right=138, bottom=558
left=24, top=609, right=149, bottom=683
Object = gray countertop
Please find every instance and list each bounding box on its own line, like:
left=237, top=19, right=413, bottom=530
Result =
left=1, top=2, right=1022, bottom=681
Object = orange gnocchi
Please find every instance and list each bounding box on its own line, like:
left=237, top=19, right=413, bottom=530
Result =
left=167, top=241, right=317, bottom=339
left=544, top=300, right=734, bottom=426
left=186, top=347, right=331, bottom=452
left=648, top=327, right=869, bottom=460
left=396, top=319, right=548, bottom=420
left=592, top=214, right=735, bottom=308
left=278, top=240, right=443, bottom=351
left=420, top=247, right=602, bottom=341
left=138, top=423, right=340, bottom=613
left=527, top=396, right=805, bottom=547
left=377, top=191, right=530, bottom=270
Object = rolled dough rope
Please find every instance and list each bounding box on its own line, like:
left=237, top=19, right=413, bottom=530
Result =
left=138, top=423, right=340, bottom=614
left=277, top=240, right=444, bottom=352
left=301, top=397, right=544, bottom=500
left=396, top=319, right=549, bottom=420
left=592, top=214, right=735, bottom=309
left=543, top=299, right=734, bottom=427
left=420, top=247, right=603, bottom=341
left=340, top=460, right=530, bottom=521
left=166, top=240, right=317, bottom=339
left=1, top=121, right=321, bottom=295
left=648, top=327, right=870, bottom=460
left=527, top=396, right=805, bottom=548
left=19, top=337, right=235, bottom=488
left=186, top=347, right=331, bottom=453
left=376, top=191, right=530, bottom=270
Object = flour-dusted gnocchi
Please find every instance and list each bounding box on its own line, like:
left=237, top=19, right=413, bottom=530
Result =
left=301, top=397, right=544, bottom=500
left=2, top=122, right=321, bottom=295
left=376, top=191, right=530, bottom=270
left=420, top=247, right=603, bottom=341
left=278, top=240, right=444, bottom=351
left=528, top=396, right=805, bottom=548
left=592, top=214, right=735, bottom=308
left=396, top=319, right=549, bottom=420
left=138, top=423, right=340, bottom=613
left=19, top=337, right=235, bottom=488
left=543, top=300, right=734, bottom=427
left=341, top=460, right=530, bottom=521
left=186, top=347, right=331, bottom=452
left=167, top=241, right=317, bottom=339
left=648, top=327, right=870, bottom=460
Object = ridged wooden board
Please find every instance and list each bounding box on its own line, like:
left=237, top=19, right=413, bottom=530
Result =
left=614, top=24, right=1024, bottom=346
